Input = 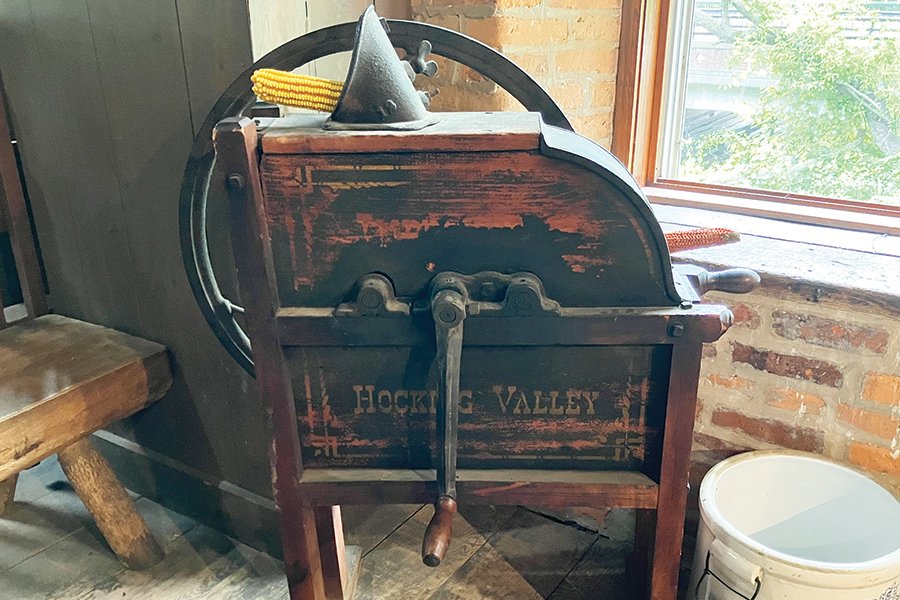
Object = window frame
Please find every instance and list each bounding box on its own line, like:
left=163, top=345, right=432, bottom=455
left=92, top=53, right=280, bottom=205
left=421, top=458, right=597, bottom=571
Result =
left=611, top=0, right=900, bottom=236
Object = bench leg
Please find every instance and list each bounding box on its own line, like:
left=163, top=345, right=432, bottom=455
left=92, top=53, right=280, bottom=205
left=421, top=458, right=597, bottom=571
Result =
left=58, top=436, right=164, bottom=570
left=0, top=473, right=17, bottom=516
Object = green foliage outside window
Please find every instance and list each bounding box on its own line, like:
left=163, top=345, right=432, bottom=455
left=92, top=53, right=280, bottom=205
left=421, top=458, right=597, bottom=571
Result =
left=681, top=0, right=900, bottom=204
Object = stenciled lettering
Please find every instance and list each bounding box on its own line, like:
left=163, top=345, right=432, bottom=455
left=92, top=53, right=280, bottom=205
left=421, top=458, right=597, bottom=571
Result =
left=353, top=385, right=376, bottom=414
left=492, top=385, right=516, bottom=413
left=460, top=390, right=473, bottom=414
left=349, top=384, right=630, bottom=418
left=394, top=390, right=409, bottom=414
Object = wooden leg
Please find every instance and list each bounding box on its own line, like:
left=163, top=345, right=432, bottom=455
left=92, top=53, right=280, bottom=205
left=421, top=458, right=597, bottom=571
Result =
left=648, top=344, right=703, bottom=600
left=218, top=118, right=327, bottom=600
left=315, top=505, right=355, bottom=600
left=58, top=437, right=164, bottom=570
left=0, top=473, right=18, bottom=516
left=628, top=508, right=656, bottom=600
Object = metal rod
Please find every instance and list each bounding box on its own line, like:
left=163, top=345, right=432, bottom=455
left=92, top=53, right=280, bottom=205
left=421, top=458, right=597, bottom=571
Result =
left=422, top=285, right=466, bottom=567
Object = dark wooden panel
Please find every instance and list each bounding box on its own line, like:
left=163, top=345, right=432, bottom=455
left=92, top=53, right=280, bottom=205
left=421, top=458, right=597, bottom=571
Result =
left=0, top=0, right=141, bottom=330
left=77, top=0, right=263, bottom=494
left=287, top=345, right=670, bottom=471
left=260, top=150, right=676, bottom=309
left=174, top=0, right=254, bottom=135
left=0, top=76, right=45, bottom=318
left=95, top=0, right=271, bottom=496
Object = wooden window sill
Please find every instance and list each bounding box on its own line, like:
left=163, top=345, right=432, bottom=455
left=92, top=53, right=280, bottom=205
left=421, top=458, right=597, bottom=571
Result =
left=653, top=202, right=900, bottom=315
left=645, top=185, right=900, bottom=237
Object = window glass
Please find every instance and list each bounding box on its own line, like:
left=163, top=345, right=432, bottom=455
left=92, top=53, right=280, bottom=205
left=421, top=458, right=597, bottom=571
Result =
left=662, top=0, right=900, bottom=205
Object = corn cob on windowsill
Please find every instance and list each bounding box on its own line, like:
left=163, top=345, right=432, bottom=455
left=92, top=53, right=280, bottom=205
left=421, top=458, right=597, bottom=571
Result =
left=664, top=227, right=740, bottom=253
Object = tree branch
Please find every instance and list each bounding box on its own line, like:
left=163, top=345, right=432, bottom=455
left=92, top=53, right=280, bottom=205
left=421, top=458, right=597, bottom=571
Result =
left=694, top=8, right=737, bottom=42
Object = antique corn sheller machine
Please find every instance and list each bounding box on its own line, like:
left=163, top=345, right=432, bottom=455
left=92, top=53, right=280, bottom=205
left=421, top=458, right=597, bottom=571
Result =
left=181, top=8, right=759, bottom=600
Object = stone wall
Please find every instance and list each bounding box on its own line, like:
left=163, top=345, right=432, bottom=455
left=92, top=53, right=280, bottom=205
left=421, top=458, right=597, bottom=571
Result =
left=411, top=0, right=621, bottom=149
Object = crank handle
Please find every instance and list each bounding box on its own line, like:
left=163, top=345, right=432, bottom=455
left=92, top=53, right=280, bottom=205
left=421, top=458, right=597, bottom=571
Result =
left=422, top=496, right=458, bottom=567
left=422, top=276, right=466, bottom=567
left=678, top=265, right=760, bottom=297
left=697, top=268, right=760, bottom=295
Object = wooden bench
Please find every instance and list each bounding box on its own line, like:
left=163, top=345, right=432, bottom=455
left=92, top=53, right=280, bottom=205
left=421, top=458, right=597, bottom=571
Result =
left=0, top=74, right=173, bottom=570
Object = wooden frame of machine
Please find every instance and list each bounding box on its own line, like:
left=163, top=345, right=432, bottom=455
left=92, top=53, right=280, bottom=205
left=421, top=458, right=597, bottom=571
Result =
left=209, top=8, right=758, bottom=600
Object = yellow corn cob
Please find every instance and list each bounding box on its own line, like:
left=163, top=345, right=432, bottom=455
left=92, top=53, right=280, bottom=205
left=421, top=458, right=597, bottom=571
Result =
left=250, top=68, right=344, bottom=112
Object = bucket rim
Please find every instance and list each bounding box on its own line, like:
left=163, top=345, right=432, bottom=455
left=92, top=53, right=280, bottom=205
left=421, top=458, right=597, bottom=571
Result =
left=699, top=450, right=900, bottom=577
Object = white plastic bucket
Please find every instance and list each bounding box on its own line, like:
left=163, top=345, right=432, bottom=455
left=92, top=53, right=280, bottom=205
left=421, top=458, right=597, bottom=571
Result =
left=689, top=451, right=900, bottom=600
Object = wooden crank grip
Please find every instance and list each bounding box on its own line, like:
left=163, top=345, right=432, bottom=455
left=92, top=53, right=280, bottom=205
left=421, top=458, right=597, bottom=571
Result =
left=697, top=268, right=760, bottom=295
left=422, top=496, right=458, bottom=567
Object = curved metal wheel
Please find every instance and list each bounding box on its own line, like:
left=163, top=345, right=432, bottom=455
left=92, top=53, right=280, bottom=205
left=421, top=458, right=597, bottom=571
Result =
left=180, top=19, right=572, bottom=375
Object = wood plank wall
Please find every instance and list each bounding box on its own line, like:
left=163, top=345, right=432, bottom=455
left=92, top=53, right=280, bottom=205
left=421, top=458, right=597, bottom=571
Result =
left=0, top=0, right=268, bottom=508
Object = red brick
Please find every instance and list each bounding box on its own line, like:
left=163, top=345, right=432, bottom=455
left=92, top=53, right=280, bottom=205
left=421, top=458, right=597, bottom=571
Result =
left=459, top=64, right=492, bottom=83
left=731, top=341, right=843, bottom=388
left=837, top=404, right=898, bottom=440
left=505, top=53, right=549, bottom=78
left=467, top=17, right=568, bottom=47
left=549, top=82, right=583, bottom=110
left=706, top=374, right=751, bottom=389
left=555, top=48, right=618, bottom=75
left=496, top=0, right=542, bottom=6
left=730, top=303, right=761, bottom=329
left=712, top=409, right=824, bottom=452
left=591, top=81, right=616, bottom=109
left=571, top=112, right=612, bottom=141
left=863, top=372, right=900, bottom=407
left=549, top=0, right=620, bottom=7
left=849, top=443, right=900, bottom=478
left=421, top=14, right=463, bottom=32
left=766, top=388, right=825, bottom=415
left=772, top=311, right=888, bottom=354
left=432, top=0, right=494, bottom=4
left=428, top=84, right=505, bottom=112
left=693, top=431, right=753, bottom=453
left=573, top=15, right=620, bottom=42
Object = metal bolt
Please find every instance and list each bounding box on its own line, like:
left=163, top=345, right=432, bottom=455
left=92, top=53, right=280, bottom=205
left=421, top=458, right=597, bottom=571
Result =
left=513, top=291, right=533, bottom=310
left=381, top=99, right=397, bottom=117
left=439, top=308, right=458, bottom=324
left=226, top=174, right=245, bottom=189
left=679, top=301, right=693, bottom=310
left=360, top=290, right=381, bottom=309
left=668, top=322, right=685, bottom=338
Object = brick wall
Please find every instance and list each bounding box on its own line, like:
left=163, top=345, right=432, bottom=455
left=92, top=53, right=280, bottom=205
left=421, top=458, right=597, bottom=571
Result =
left=411, top=0, right=621, bottom=149
left=695, top=286, right=900, bottom=489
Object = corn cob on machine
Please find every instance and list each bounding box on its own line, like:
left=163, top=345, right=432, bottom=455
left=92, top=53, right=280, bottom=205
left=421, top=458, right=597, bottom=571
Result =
left=180, top=7, right=759, bottom=600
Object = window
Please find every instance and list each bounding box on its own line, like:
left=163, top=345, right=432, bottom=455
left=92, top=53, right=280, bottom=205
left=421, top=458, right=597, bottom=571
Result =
left=614, top=0, right=900, bottom=232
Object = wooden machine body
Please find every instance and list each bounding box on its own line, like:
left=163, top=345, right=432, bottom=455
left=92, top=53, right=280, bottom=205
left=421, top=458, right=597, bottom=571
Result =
left=216, top=112, right=733, bottom=600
